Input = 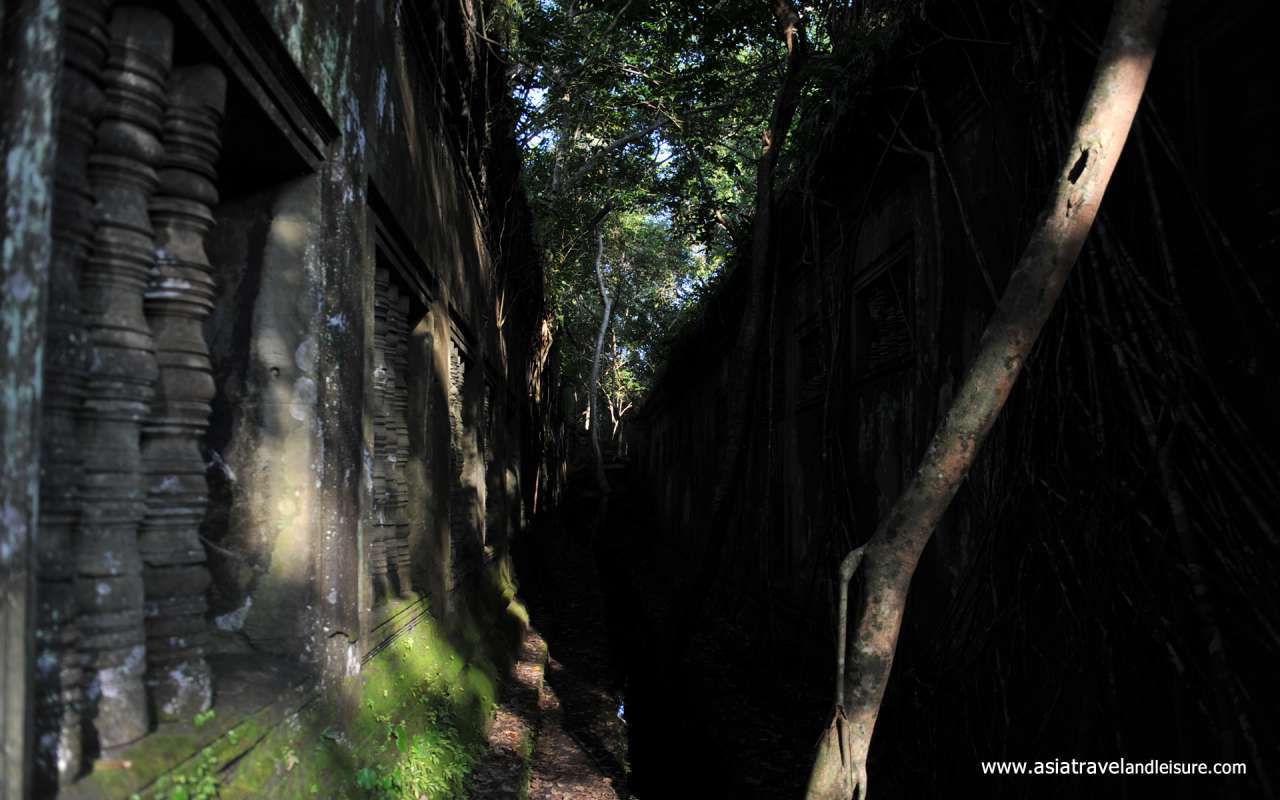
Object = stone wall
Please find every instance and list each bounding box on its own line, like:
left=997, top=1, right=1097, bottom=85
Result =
left=632, top=1, right=1278, bottom=792
left=0, top=0, right=549, bottom=795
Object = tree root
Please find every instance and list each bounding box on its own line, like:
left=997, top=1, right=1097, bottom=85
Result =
left=806, top=546, right=867, bottom=800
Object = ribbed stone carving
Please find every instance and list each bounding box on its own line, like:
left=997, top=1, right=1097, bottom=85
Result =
left=78, top=5, right=173, bottom=749
left=370, top=269, right=395, bottom=603
left=34, top=0, right=109, bottom=787
left=390, top=295, right=412, bottom=594
left=141, top=64, right=226, bottom=721
left=384, top=294, right=409, bottom=593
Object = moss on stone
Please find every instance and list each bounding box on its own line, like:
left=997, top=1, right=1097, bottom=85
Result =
left=219, top=571, right=526, bottom=799
left=67, top=705, right=273, bottom=800
left=70, top=564, right=529, bottom=799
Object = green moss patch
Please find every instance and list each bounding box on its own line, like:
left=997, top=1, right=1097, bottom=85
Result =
left=220, top=566, right=530, bottom=799
left=65, top=561, right=530, bottom=800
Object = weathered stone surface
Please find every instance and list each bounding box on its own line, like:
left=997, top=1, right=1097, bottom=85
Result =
left=33, top=0, right=109, bottom=788
left=222, top=178, right=322, bottom=658
left=9, top=0, right=550, bottom=789
left=2, top=0, right=68, bottom=792
left=406, top=302, right=455, bottom=614
left=141, top=63, right=227, bottom=721
left=79, top=4, right=173, bottom=750
left=447, top=345, right=478, bottom=597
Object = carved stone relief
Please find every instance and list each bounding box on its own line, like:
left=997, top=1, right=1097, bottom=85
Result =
left=390, top=294, right=413, bottom=595
left=370, top=269, right=394, bottom=603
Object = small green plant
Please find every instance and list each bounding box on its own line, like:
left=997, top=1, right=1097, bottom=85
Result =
left=152, top=747, right=220, bottom=800
left=354, top=766, right=378, bottom=790
left=192, top=709, right=216, bottom=729
left=351, top=697, right=478, bottom=799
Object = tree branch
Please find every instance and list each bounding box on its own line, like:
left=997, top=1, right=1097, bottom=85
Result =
left=557, top=119, right=664, bottom=196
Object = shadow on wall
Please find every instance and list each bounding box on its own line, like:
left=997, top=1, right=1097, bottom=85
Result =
left=407, top=309, right=451, bottom=616
left=201, top=175, right=325, bottom=658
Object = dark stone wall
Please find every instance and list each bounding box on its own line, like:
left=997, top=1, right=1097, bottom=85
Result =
left=633, top=1, right=1278, bottom=795
left=0, top=4, right=62, bottom=795
left=183, top=0, right=552, bottom=671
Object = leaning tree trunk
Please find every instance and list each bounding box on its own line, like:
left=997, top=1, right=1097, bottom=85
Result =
left=805, top=1, right=1169, bottom=797
left=588, top=230, right=613, bottom=495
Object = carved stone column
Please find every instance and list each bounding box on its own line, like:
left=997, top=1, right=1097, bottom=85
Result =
left=370, top=269, right=394, bottom=603
left=79, top=6, right=172, bottom=749
left=141, top=64, right=226, bottom=721
left=390, top=295, right=412, bottom=594
left=34, top=0, right=109, bottom=788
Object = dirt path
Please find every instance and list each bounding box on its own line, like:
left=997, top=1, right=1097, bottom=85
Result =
left=470, top=600, right=619, bottom=800
left=513, top=492, right=630, bottom=795
left=508, top=465, right=829, bottom=798
left=527, top=675, right=619, bottom=800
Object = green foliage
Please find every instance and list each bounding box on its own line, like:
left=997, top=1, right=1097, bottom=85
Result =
left=351, top=701, right=476, bottom=800
left=503, top=0, right=790, bottom=433
left=548, top=210, right=715, bottom=424
left=147, top=746, right=221, bottom=800
left=512, top=0, right=781, bottom=233
left=502, top=1, right=919, bottom=433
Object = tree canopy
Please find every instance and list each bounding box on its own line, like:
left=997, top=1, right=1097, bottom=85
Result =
left=506, top=0, right=787, bottom=441
left=503, top=0, right=919, bottom=445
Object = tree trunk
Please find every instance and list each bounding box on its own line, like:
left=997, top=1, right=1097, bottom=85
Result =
left=588, top=230, right=612, bottom=495
left=805, top=2, right=1169, bottom=797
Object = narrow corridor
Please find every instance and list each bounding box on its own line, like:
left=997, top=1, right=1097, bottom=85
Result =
left=4, top=2, right=1275, bottom=797
left=512, top=464, right=831, bottom=798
